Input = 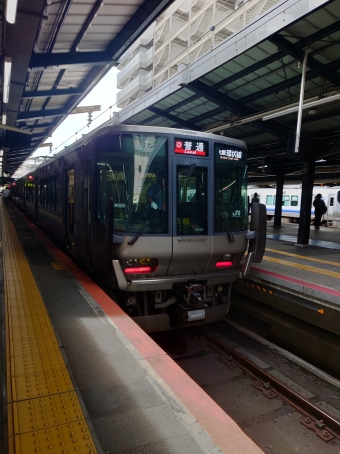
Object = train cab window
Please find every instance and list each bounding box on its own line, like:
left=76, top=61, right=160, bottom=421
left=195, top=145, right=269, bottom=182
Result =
left=176, top=166, right=207, bottom=235
left=96, top=133, right=168, bottom=234
left=291, top=196, right=299, bottom=206
left=214, top=143, right=247, bottom=232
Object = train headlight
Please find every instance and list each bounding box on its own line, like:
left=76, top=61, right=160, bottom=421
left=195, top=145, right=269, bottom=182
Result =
left=216, top=254, right=234, bottom=268
left=124, top=258, right=158, bottom=274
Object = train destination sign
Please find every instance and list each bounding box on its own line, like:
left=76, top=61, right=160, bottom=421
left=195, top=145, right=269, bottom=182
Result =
left=217, top=146, right=244, bottom=161
left=175, top=138, right=208, bottom=156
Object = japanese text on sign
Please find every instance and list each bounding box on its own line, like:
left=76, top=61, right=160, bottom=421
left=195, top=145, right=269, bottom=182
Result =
left=175, top=139, right=207, bottom=156
left=219, top=149, right=243, bottom=160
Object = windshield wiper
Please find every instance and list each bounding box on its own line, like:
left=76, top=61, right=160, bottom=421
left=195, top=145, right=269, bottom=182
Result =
left=181, top=163, right=196, bottom=177
left=128, top=208, right=160, bottom=246
left=223, top=217, right=234, bottom=243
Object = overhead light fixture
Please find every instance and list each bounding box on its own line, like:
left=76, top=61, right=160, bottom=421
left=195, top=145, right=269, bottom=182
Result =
left=2, top=114, right=7, bottom=125
left=262, top=93, right=340, bottom=121
left=3, top=57, right=12, bottom=104
left=5, top=0, right=18, bottom=24
left=0, top=150, right=3, bottom=157
left=71, top=105, right=101, bottom=114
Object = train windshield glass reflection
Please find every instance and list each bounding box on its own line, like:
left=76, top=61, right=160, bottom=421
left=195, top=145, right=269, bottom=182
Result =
left=214, top=143, right=247, bottom=232
left=96, top=133, right=168, bottom=233
left=176, top=165, right=208, bottom=235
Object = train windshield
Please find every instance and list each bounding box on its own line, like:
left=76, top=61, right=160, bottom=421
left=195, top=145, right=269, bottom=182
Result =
left=96, top=133, right=168, bottom=233
left=214, top=143, right=247, bottom=232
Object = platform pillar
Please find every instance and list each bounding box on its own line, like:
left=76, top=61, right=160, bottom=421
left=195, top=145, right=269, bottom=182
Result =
left=296, top=157, right=315, bottom=245
left=273, top=165, right=284, bottom=227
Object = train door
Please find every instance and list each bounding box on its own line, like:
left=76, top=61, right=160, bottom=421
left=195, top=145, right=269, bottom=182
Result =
left=65, top=169, right=76, bottom=253
left=167, top=158, right=212, bottom=275
left=327, top=193, right=335, bottom=217
left=35, top=179, right=39, bottom=222
left=82, top=162, right=92, bottom=266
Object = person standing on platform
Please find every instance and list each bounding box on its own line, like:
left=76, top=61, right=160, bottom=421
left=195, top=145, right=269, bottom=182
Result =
left=2, top=187, right=11, bottom=206
left=313, top=193, right=327, bottom=230
left=251, top=192, right=259, bottom=203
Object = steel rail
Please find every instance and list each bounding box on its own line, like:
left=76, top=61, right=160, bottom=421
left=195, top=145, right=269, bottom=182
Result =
left=199, top=328, right=340, bottom=439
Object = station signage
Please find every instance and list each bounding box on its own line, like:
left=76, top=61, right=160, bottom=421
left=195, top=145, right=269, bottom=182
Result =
left=175, top=138, right=208, bottom=156
left=216, top=144, right=244, bottom=161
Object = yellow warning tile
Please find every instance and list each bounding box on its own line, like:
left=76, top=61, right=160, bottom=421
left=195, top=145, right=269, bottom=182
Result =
left=51, top=262, right=66, bottom=270
left=10, top=352, right=67, bottom=378
left=8, top=318, right=54, bottom=336
left=11, top=368, right=74, bottom=401
left=14, top=421, right=98, bottom=454
left=8, top=404, right=14, bottom=437
left=8, top=435, right=14, bottom=454
left=9, top=339, right=61, bottom=359
left=2, top=202, right=98, bottom=453
left=13, top=392, right=85, bottom=434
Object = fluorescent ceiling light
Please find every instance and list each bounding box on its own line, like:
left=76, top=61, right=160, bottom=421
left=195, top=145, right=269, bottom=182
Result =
left=71, top=105, right=101, bottom=114
left=3, top=57, right=12, bottom=104
left=0, top=150, right=3, bottom=157
left=262, top=93, right=340, bottom=121
left=6, top=0, right=18, bottom=24
left=2, top=114, right=7, bottom=125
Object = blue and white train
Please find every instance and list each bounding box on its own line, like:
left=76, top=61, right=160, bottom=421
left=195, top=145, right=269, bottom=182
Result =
left=248, top=186, right=340, bottom=226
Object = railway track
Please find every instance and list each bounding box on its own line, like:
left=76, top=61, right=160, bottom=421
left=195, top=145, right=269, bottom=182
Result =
left=152, top=321, right=340, bottom=453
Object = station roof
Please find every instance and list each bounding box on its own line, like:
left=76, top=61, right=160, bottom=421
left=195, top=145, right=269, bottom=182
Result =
left=113, top=0, right=340, bottom=182
left=1, top=0, right=340, bottom=182
left=0, top=0, right=175, bottom=175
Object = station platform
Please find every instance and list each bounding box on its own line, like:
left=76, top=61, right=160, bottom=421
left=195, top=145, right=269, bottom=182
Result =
left=246, top=223, right=340, bottom=308
left=0, top=200, right=263, bottom=454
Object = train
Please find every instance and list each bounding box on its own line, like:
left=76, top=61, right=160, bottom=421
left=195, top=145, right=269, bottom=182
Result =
left=248, top=186, right=340, bottom=226
left=10, top=124, right=266, bottom=332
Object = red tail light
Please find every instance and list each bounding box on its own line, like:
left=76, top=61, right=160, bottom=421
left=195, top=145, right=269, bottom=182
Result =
left=216, top=261, right=233, bottom=268
left=124, top=266, right=153, bottom=274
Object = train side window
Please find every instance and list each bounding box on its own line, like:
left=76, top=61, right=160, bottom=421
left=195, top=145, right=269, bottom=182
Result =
left=330, top=197, right=334, bottom=207
left=291, top=196, right=299, bottom=207
left=266, top=195, right=273, bottom=205
left=40, top=176, right=57, bottom=211
left=338, top=192, right=340, bottom=204
left=282, top=195, right=290, bottom=206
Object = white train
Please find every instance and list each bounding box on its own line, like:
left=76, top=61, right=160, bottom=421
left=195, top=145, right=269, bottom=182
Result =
left=248, top=186, right=340, bottom=226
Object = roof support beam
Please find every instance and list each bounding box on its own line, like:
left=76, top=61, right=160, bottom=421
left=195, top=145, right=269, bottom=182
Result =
left=29, top=52, right=114, bottom=70
left=213, top=20, right=340, bottom=92
left=188, top=81, right=289, bottom=139
left=270, top=34, right=340, bottom=87
left=22, top=88, right=83, bottom=98
left=17, top=109, right=69, bottom=121
left=148, top=107, right=198, bottom=130
left=188, top=80, right=250, bottom=115
left=241, top=59, right=340, bottom=104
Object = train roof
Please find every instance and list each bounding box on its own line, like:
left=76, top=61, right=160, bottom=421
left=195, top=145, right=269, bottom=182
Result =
left=17, top=124, right=248, bottom=179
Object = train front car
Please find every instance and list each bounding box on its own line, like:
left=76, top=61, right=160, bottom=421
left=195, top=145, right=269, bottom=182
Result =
left=93, top=126, right=265, bottom=332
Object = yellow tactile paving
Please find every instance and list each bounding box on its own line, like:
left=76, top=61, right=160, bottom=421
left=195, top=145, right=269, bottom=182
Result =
left=14, top=421, right=97, bottom=454
left=1, top=202, right=98, bottom=454
left=266, top=247, right=340, bottom=267
left=12, top=392, right=85, bottom=434
left=263, top=256, right=340, bottom=279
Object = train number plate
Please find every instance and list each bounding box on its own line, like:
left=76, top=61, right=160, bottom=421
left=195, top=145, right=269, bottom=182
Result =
left=187, top=309, right=205, bottom=322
